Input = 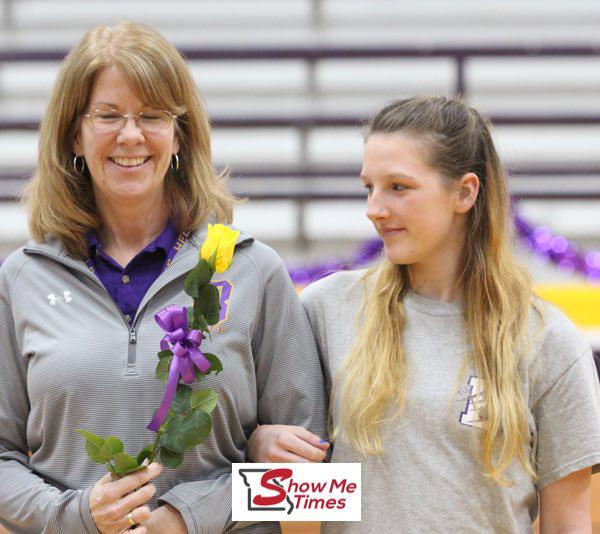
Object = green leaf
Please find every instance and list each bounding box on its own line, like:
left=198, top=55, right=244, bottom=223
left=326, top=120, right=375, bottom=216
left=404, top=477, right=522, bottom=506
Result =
left=208, top=249, right=218, bottom=270
left=158, top=349, right=173, bottom=360
left=99, top=435, right=124, bottom=460
left=155, top=353, right=174, bottom=383
left=76, top=429, right=109, bottom=464
left=113, top=452, right=142, bottom=476
left=136, top=445, right=154, bottom=466
left=160, top=415, right=185, bottom=453
left=191, top=311, right=210, bottom=335
left=160, top=406, right=212, bottom=454
left=190, top=389, right=218, bottom=414
left=205, top=353, right=222, bottom=375
left=180, top=410, right=212, bottom=449
left=76, top=429, right=104, bottom=447
left=195, top=284, right=221, bottom=325
left=160, top=446, right=184, bottom=468
left=193, top=353, right=221, bottom=381
left=184, top=261, right=213, bottom=299
left=120, top=464, right=147, bottom=476
left=171, top=385, right=192, bottom=414
left=194, top=366, right=208, bottom=382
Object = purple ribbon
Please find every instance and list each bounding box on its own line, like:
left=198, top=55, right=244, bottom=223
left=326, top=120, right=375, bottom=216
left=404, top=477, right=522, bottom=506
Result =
left=147, top=305, right=211, bottom=432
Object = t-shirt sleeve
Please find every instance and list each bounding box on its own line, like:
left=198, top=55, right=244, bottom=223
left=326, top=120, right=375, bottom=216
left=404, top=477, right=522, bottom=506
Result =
left=532, top=347, right=600, bottom=488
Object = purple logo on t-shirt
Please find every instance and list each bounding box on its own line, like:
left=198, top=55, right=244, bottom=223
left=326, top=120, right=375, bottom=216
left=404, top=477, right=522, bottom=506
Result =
left=458, top=376, right=484, bottom=429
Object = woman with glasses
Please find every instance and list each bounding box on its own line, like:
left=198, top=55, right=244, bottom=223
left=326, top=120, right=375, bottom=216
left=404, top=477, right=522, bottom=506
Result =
left=0, top=22, right=327, bottom=534
left=250, top=96, right=600, bottom=532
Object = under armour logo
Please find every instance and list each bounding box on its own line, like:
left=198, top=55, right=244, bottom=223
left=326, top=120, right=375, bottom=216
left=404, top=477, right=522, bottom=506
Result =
left=47, top=291, right=72, bottom=305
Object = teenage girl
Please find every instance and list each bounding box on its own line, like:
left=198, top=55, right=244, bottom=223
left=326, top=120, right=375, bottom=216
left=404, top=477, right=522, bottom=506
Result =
left=249, top=96, right=600, bottom=532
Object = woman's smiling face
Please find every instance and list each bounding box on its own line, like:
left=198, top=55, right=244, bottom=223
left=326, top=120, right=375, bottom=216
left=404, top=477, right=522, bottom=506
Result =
left=74, top=65, right=179, bottom=207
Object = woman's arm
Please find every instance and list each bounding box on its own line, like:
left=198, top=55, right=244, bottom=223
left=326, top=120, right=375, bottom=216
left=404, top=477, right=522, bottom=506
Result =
left=155, top=246, right=328, bottom=532
left=539, top=467, right=592, bottom=534
left=0, top=273, right=99, bottom=533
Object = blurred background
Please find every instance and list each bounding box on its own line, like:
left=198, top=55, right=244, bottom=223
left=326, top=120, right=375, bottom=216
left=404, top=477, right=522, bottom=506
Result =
left=0, top=0, right=599, bottom=532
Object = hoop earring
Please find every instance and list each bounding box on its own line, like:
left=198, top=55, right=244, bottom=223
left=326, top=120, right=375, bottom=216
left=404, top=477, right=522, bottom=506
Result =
left=73, top=155, right=86, bottom=174
left=170, top=154, right=180, bottom=172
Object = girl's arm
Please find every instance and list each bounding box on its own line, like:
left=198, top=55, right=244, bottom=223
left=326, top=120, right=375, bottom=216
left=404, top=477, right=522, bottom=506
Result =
left=248, top=424, right=328, bottom=463
left=539, top=467, right=592, bottom=534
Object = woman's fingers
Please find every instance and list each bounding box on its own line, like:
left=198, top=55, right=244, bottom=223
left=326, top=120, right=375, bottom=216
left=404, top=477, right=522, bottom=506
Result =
left=89, top=463, right=163, bottom=533
left=96, top=471, right=119, bottom=486
left=113, top=486, right=156, bottom=519
left=116, top=505, right=152, bottom=533
left=112, top=463, right=163, bottom=499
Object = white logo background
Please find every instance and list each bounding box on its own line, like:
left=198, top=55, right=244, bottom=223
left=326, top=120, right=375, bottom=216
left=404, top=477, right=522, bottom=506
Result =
left=232, top=463, right=361, bottom=522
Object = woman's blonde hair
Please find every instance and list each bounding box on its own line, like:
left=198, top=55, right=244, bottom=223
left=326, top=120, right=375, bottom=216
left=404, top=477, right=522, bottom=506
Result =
left=335, top=96, right=538, bottom=484
left=23, top=21, right=236, bottom=258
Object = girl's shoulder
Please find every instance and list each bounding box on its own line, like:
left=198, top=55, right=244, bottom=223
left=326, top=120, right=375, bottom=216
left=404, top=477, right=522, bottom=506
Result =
left=527, top=296, right=593, bottom=390
left=300, top=269, right=368, bottom=307
left=532, top=297, right=589, bottom=356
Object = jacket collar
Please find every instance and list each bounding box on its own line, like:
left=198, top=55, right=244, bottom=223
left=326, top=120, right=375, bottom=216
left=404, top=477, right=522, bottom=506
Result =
left=23, top=224, right=255, bottom=325
left=23, top=224, right=254, bottom=265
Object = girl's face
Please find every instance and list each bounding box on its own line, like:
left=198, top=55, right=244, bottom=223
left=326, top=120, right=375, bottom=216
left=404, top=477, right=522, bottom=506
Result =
left=362, top=133, right=477, bottom=268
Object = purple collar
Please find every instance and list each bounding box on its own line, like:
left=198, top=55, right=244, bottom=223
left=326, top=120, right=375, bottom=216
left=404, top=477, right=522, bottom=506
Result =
left=86, top=220, right=179, bottom=262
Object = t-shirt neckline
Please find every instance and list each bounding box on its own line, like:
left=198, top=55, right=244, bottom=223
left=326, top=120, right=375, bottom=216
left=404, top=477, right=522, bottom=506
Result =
left=403, top=290, right=462, bottom=317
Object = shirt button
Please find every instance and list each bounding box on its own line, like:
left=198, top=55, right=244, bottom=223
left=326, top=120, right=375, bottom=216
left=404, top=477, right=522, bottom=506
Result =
left=124, top=314, right=132, bottom=323
left=121, top=274, right=130, bottom=284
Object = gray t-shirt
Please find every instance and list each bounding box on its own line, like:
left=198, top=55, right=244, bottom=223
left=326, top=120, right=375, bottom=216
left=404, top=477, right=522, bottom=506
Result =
left=301, top=269, right=600, bottom=534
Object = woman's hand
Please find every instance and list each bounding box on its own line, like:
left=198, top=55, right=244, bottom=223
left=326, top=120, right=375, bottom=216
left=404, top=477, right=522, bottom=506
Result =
left=142, top=503, right=188, bottom=534
left=89, top=462, right=163, bottom=533
left=248, top=424, right=329, bottom=463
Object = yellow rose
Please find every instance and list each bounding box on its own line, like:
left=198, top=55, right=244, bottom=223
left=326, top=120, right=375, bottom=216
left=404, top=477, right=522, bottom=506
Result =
left=200, top=224, right=240, bottom=273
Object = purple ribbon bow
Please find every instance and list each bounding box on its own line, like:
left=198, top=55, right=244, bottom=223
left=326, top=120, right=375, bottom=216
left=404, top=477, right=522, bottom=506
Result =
left=147, top=305, right=211, bottom=432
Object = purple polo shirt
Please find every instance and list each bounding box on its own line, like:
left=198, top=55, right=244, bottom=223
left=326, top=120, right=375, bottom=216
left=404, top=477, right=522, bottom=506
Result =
left=86, top=221, right=179, bottom=323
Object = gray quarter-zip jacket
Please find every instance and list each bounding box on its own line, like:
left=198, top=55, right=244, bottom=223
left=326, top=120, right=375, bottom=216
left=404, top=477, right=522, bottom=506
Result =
left=0, top=226, right=327, bottom=534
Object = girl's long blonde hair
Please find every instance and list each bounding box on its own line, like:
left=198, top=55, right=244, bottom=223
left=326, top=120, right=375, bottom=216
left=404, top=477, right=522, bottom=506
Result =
left=23, top=22, right=236, bottom=258
left=335, top=96, right=538, bottom=484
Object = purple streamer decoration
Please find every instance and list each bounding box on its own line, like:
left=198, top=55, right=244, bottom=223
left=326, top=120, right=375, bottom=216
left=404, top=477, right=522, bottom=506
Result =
left=288, top=213, right=600, bottom=285
left=514, top=214, right=600, bottom=283
left=147, top=305, right=211, bottom=432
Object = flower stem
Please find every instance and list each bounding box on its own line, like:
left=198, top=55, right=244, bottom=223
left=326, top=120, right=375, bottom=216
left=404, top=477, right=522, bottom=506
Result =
left=148, top=428, right=163, bottom=464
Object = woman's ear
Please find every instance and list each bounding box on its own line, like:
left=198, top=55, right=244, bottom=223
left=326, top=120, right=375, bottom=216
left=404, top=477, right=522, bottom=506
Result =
left=73, top=132, right=82, bottom=157
left=455, top=172, right=480, bottom=214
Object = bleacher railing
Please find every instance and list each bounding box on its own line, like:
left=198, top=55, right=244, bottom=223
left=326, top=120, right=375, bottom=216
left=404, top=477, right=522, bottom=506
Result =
left=1, top=46, right=600, bottom=211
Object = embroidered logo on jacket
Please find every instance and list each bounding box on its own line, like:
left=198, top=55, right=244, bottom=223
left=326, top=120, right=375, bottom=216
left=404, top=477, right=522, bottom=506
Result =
left=47, top=291, right=72, bottom=305
left=213, top=280, right=233, bottom=324
left=458, top=376, right=484, bottom=428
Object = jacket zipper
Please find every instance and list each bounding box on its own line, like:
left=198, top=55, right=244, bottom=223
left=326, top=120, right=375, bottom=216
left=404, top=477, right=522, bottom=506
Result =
left=22, top=248, right=142, bottom=376
left=126, top=328, right=138, bottom=376
left=23, top=245, right=198, bottom=376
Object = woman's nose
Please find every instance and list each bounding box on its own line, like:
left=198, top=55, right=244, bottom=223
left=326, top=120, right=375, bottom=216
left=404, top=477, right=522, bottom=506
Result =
left=118, top=117, right=145, bottom=143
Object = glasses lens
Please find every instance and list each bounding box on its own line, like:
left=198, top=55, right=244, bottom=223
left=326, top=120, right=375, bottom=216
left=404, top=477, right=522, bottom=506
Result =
left=91, top=111, right=123, bottom=131
left=138, top=111, right=173, bottom=132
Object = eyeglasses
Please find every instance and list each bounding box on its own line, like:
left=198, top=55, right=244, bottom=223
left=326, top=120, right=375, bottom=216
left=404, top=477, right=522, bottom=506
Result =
left=81, top=109, right=177, bottom=133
